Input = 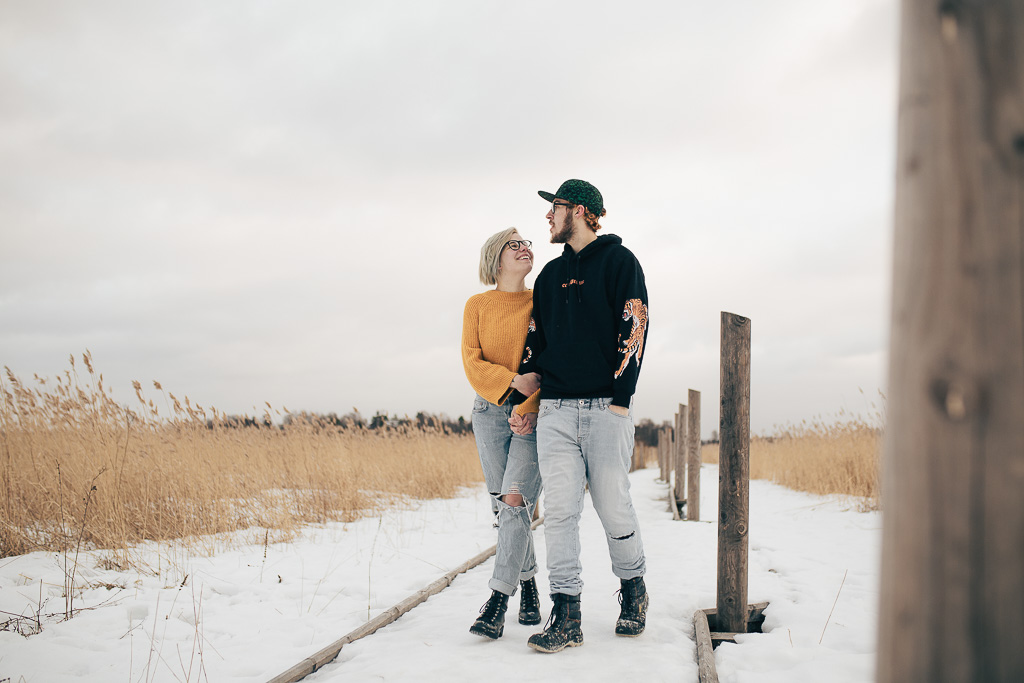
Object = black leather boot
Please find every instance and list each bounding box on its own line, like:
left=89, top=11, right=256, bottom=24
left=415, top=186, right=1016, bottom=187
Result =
left=518, top=577, right=542, bottom=625
left=470, top=590, right=508, bottom=639
left=527, top=593, right=583, bottom=653
left=615, top=576, right=649, bottom=636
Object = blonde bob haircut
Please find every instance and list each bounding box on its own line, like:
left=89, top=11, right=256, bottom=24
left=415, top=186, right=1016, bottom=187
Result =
left=479, top=227, right=520, bottom=285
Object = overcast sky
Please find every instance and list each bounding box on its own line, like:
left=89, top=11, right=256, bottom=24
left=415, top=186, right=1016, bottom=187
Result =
left=1, top=0, right=898, bottom=437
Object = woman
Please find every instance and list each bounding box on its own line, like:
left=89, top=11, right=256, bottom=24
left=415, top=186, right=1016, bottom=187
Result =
left=461, top=227, right=543, bottom=640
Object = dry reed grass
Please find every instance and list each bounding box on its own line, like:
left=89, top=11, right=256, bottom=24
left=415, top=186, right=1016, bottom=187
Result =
left=1, top=353, right=483, bottom=561
left=701, top=402, right=884, bottom=509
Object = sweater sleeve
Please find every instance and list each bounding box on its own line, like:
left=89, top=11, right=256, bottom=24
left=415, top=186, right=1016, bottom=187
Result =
left=510, top=312, right=541, bottom=416
left=610, top=252, right=649, bottom=408
left=461, top=297, right=516, bottom=405
left=514, top=389, right=541, bottom=416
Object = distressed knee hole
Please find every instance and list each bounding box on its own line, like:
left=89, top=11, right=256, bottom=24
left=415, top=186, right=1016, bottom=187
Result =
left=611, top=531, right=635, bottom=541
left=500, top=492, right=525, bottom=507
left=500, top=482, right=526, bottom=508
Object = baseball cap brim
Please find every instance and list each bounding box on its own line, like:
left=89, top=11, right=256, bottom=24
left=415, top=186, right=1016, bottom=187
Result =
left=538, top=190, right=558, bottom=203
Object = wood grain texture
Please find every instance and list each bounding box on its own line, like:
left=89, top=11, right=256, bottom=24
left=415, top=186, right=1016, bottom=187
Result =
left=688, top=389, right=702, bottom=521
left=718, top=312, right=751, bottom=633
left=674, top=403, right=688, bottom=506
left=879, top=1, right=1024, bottom=681
left=693, top=609, right=720, bottom=683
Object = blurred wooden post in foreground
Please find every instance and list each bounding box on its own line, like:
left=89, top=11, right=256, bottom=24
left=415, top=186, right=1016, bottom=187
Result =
left=673, top=403, right=687, bottom=512
left=717, top=312, right=751, bottom=634
left=878, top=2, right=1024, bottom=682
left=687, top=389, right=702, bottom=521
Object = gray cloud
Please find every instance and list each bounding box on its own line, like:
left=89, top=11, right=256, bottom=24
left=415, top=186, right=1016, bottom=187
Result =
left=1, top=0, right=898, bottom=435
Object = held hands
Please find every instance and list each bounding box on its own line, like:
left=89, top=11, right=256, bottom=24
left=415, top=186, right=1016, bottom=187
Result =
left=507, top=372, right=541, bottom=434
left=508, top=411, right=538, bottom=435
left=511, top=372, right=541, bottom=397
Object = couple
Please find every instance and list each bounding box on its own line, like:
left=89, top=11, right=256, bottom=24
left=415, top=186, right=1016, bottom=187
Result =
left=460, top=179, right=650, bottom=653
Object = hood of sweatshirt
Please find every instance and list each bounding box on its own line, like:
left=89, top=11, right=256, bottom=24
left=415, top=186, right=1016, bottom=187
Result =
left=559, top=234, right=622, bottom=302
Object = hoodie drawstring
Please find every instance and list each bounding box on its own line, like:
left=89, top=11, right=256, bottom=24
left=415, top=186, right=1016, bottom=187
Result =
left=563, top=253, right=583, bottom=303
left=574, top=257, right=582, bottom=302
left=563, top=257, right=570, bottom=303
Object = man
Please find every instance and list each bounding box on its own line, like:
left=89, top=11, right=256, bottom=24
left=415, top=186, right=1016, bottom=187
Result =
left=511, top=178, right=650, bottom=653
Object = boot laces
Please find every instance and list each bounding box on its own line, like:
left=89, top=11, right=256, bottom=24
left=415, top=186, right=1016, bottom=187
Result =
left=541, top=598, right=568, bottom=630
left=541, top=608, right=562, bottom=631
left=616, top=585, right=642, bottom=613
left=479, top=592, right=505, bottom=619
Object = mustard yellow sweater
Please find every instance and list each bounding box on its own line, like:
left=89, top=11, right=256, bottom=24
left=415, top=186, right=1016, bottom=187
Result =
left=461, top=289, right=541, bottom=415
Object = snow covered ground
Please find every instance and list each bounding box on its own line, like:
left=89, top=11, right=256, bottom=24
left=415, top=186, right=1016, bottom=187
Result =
left=0, top=464, right=881, bottom=682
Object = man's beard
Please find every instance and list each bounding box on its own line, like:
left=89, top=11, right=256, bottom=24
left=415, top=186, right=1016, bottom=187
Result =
left=550, top=211, right=574, bottom=244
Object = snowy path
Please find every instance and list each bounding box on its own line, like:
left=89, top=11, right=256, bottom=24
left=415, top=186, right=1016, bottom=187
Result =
left=0, top=465, right=880, bottom=683
left=309, top=465, right=881, bottom=683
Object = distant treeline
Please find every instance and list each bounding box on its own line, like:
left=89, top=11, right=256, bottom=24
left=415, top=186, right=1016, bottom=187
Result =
left=634, top=418, right=667, bottom=448
left=634, top=418, right=719, bottom=448
left=273, top=410, right=472, bottom=435
left=219, top=412, right=682, bottom=444
left=215, top=410, right=717, bottom=449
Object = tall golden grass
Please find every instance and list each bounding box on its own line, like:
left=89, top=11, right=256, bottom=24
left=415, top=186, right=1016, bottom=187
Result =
left=2, top=353, right=883, bottom=563
left=1, top=353, right=483, bottom=560
left=701, top=405, right=883, bottom=509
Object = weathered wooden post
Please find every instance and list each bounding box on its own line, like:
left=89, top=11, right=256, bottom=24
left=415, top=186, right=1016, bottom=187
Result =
left=693, top=316, right=762, bottom=675
left=655, top=428, right=662, bottom=480
left=659, top=426, right=669, bottom=483
left=718, top=312, right=751, bottom=633
left=673, top=403, right=687, bottom=510
left=687, top=389, right=702, bottom=522
left=654, top=428, right=660, bottom=479
left=878, top=2, right=1024, bottom=682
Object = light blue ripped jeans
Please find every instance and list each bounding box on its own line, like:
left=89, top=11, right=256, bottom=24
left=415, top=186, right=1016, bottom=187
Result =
left=472, top=394, right=543, bottom=595
left=536, top=397, right=646, bottom=596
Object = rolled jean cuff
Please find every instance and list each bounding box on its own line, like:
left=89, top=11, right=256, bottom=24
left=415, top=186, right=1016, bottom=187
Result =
left=487, top=565, right=537, bottom=596
left=611, top=567, right=645, bottom=581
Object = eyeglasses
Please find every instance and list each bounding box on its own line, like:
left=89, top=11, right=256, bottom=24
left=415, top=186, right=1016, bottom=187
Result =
left=550, top=201, right=572, bottom=213
left=504, top=239, right=532, bottom=252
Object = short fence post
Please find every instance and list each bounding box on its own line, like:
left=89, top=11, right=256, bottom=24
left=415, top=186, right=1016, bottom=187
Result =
left=659, top=427, right=669, bottom=483
left=666, top=426, right=672, bottom=483
left=673, top=403, right=687, bottom=508
left=717, top=311, right=751, bottom=633
left=687, top=389, right=702, bottom=521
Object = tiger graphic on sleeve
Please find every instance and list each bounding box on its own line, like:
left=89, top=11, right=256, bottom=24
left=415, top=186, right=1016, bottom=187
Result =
left=522, top=317, right=536, bottom=364
left=614, top=299, right=648, bottom=379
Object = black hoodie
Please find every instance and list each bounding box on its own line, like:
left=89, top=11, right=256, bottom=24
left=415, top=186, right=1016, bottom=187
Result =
left=530, top=234, right=649, bottom=407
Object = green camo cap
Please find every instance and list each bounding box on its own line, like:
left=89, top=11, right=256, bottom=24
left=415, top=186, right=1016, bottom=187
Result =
left=538, top=179, right=604, bottom=215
